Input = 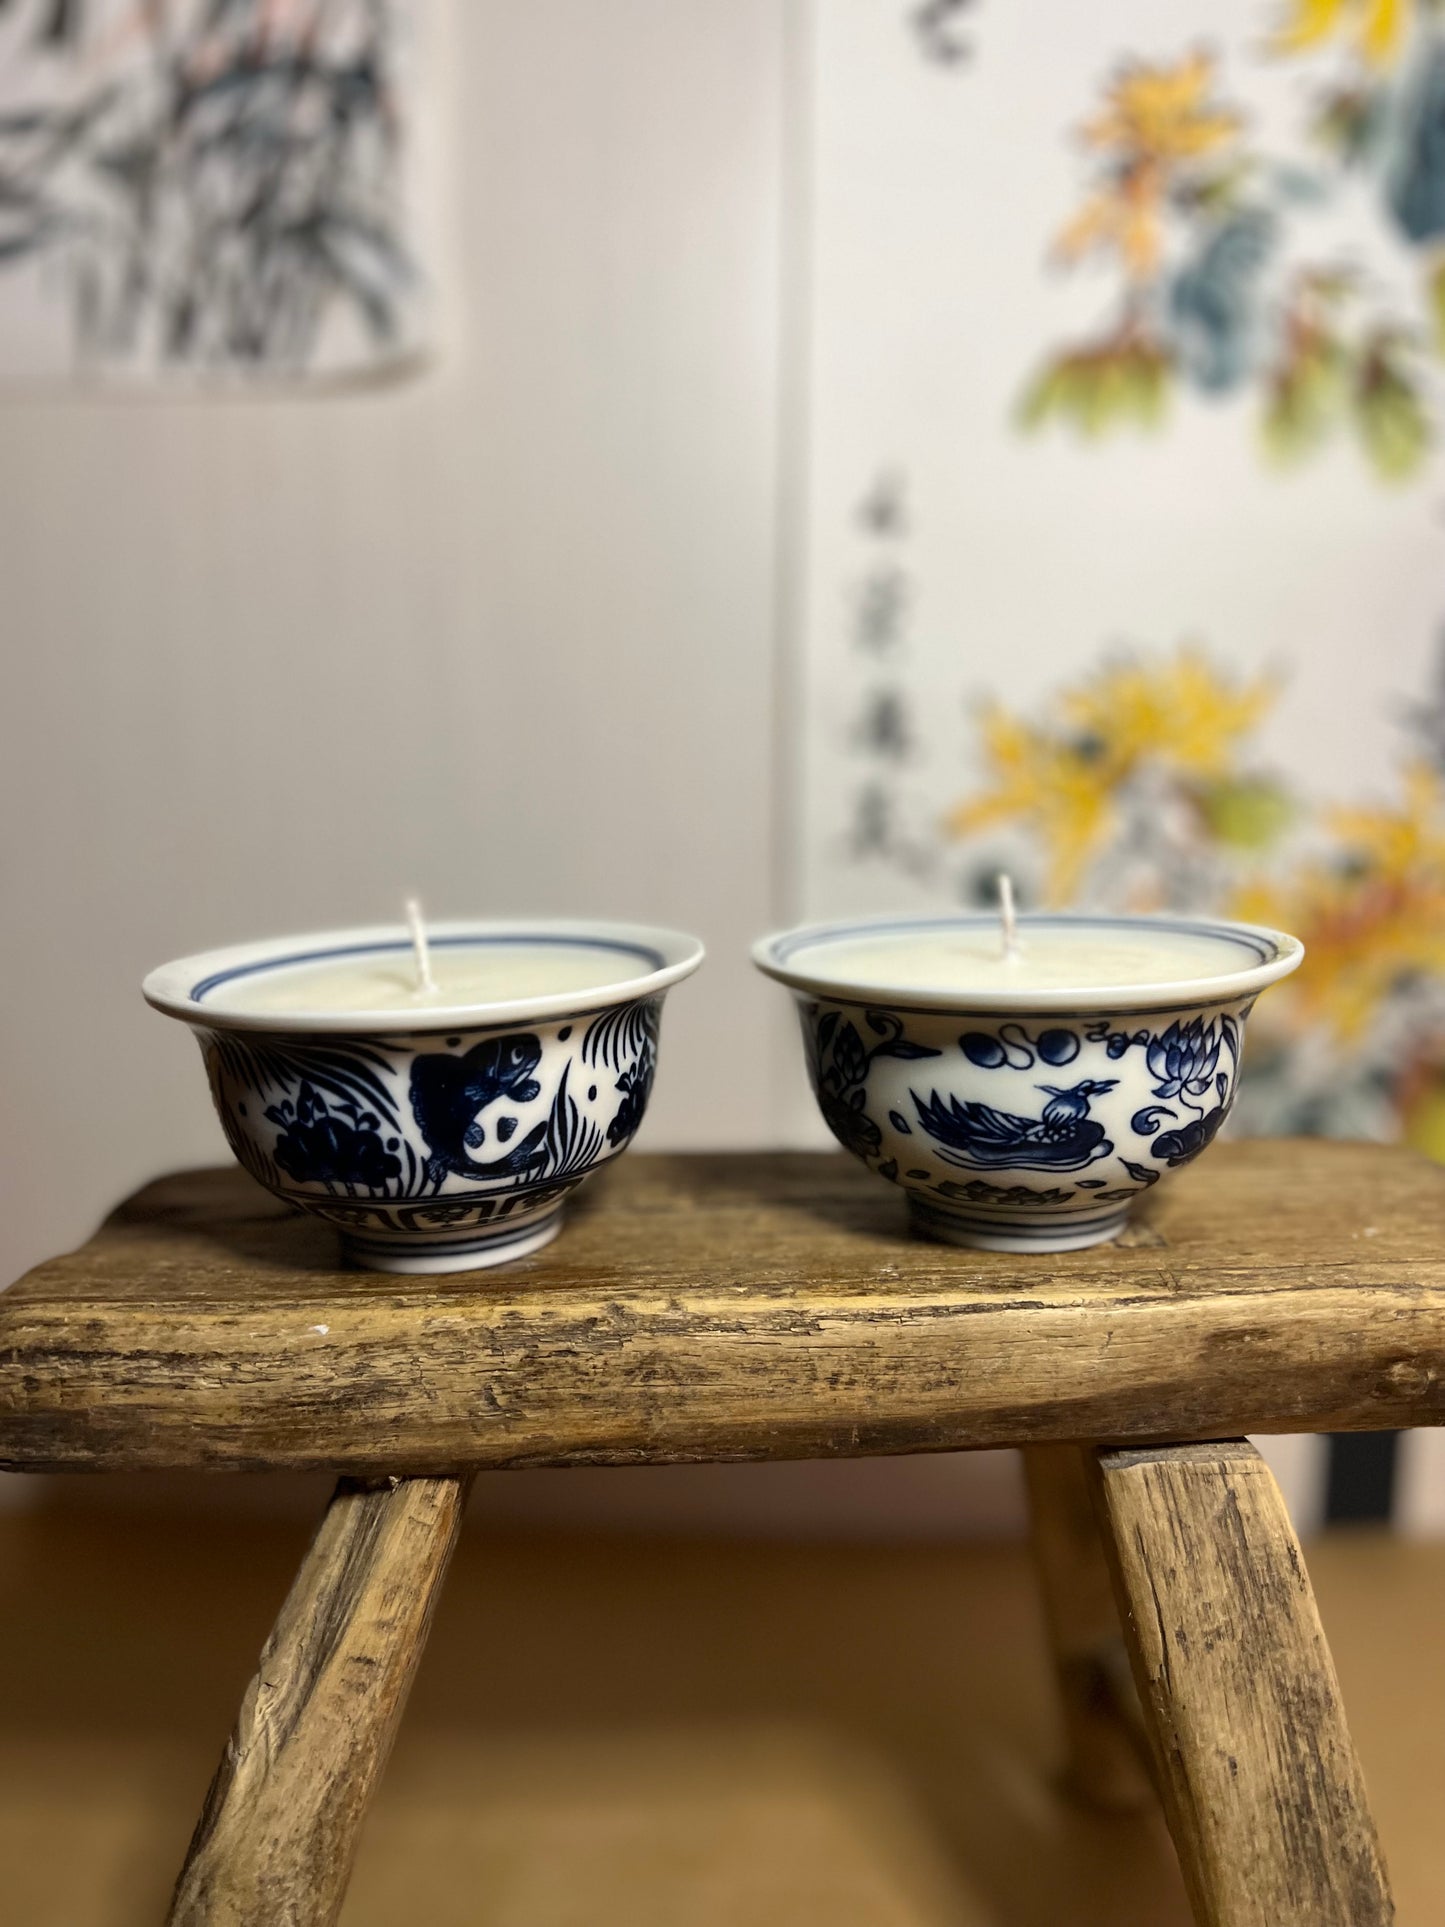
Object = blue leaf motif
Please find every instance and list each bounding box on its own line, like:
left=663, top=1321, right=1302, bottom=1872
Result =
left=1151, top=1106, right=1229, bottom=1167
left=1121, top=1159, right=1161, bottom=1187
left=832, top=1023, right=867, bottom=1086
left=810, top=1008, right=938, bottom=1164
left=1390, top=43, right=1445, bottom=244
left=1168, top=207, right=1276, bottom=393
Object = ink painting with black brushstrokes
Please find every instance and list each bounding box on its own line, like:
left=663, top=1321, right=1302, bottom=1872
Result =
left=0, top=0, right=437, bottom=384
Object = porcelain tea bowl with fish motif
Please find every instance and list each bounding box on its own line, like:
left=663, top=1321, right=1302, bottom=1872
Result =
left=144, top=919, right=704, bottom=1273
left=754, top=913, right=1303, bottom=1254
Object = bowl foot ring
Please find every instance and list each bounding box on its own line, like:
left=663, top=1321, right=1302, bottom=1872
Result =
left=341, top=1207, right=565, bottom=1274
left=907, top=1195, right=1131, bottom=1254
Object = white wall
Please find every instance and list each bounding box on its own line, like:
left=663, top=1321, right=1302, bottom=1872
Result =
left=0, top=0, right=799, bottom=1293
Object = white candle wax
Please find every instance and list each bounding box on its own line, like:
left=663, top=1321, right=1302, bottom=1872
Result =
left=217, top=942, right=644, bottom=1015
left=803, top=924, right=1258, bottom=994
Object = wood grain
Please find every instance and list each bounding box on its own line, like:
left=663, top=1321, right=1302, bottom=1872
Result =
left=167, top=1474, right=468, bottom=1927
left=1091, top=1441, right=1393, bottom=1927
left=1022, top=1446, right=1153, bottom=1810
left=2, top=1142, right=1442, bottom=1473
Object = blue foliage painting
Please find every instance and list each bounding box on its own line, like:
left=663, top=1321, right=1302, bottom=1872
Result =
left=204, top=994, right=666, bottom=1227
left=583, top=998, right=661, bottom=1149
left=807, top=1006, right=941, bottom=1161
left=530, top=1061, right=606, bottom=1183
left=207, top=1030, right=425, bottom=1197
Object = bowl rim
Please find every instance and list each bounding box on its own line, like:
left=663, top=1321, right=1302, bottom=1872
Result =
left=144, top=917, right=706, bottom=1034
left=751, top=911, right=1304, bottom=1014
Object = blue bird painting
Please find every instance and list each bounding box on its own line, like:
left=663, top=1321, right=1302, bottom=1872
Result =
left=912, top=1078, right=1117, bottom=1172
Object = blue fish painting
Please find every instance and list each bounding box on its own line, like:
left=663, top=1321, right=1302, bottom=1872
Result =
left=410, top=1035, right=549, bottom=1186
left=912, top=1078, right=1117, bottom=1172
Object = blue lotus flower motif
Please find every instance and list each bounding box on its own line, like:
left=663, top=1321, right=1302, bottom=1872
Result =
left=1146, top=1017, right=1222, bottom=1102
left=266, top=1082, right=403, bottom=1192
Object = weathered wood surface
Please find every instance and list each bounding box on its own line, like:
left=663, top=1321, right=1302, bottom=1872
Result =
left=1022, top=1445, right=1153, bottom=1810
left=1091, top=1441, right=1393, bottom=1927
left=1, top=1142, right=1442, bottom=1472
left=168, top=1474, right=468, bottom=1927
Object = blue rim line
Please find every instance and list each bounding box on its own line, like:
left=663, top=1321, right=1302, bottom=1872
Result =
left=201, top=997, right=661, bottom=1046
left=769, top=913, right=1277, bottom=969
left=192, top=934, right=667, bottom=1004
left=801, top=988, right=1258, bottom=1020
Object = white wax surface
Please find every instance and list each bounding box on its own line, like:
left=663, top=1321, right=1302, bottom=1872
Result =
left=214, top=943, right=644, bottom=1014
left=803, top=925, right=1257, bottom=993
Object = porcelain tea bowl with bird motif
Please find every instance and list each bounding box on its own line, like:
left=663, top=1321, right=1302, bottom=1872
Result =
left=144, top=918, right=704, bottom=1273
left=754, top=912, right=1303, bottom=1253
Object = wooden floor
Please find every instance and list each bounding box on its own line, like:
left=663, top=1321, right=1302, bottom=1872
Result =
left=0, top=1486, right=1441, bottom=1926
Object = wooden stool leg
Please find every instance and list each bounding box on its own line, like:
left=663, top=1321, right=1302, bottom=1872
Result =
left=1089, top=1441, right=1393, bottom=1927
left=168, top=1474, right=470, bottom=1927
left=1022, top=1445, right=1154, bottom=1809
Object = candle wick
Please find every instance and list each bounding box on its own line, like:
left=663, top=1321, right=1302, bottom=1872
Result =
left=405, top=898, right=437, bottom=996
left=997, top=872, right=1019, bottom=960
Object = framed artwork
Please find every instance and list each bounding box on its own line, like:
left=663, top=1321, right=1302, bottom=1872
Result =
left=0, top=0, right=436, bottom=384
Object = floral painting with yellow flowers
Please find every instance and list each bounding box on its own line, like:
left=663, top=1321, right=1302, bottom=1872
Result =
left=797, top=0, right=1445, bottom=1159
left=946, top=640, right=1445, bottom=1153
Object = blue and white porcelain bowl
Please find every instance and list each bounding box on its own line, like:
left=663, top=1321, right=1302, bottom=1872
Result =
left=144, top=919, right=704, bottom=1273
left=754, top=914, right=1304, bottom=1254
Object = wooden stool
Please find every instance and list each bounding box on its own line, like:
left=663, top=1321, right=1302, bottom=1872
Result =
left=2, top=1138, right=1440, bottom=1925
